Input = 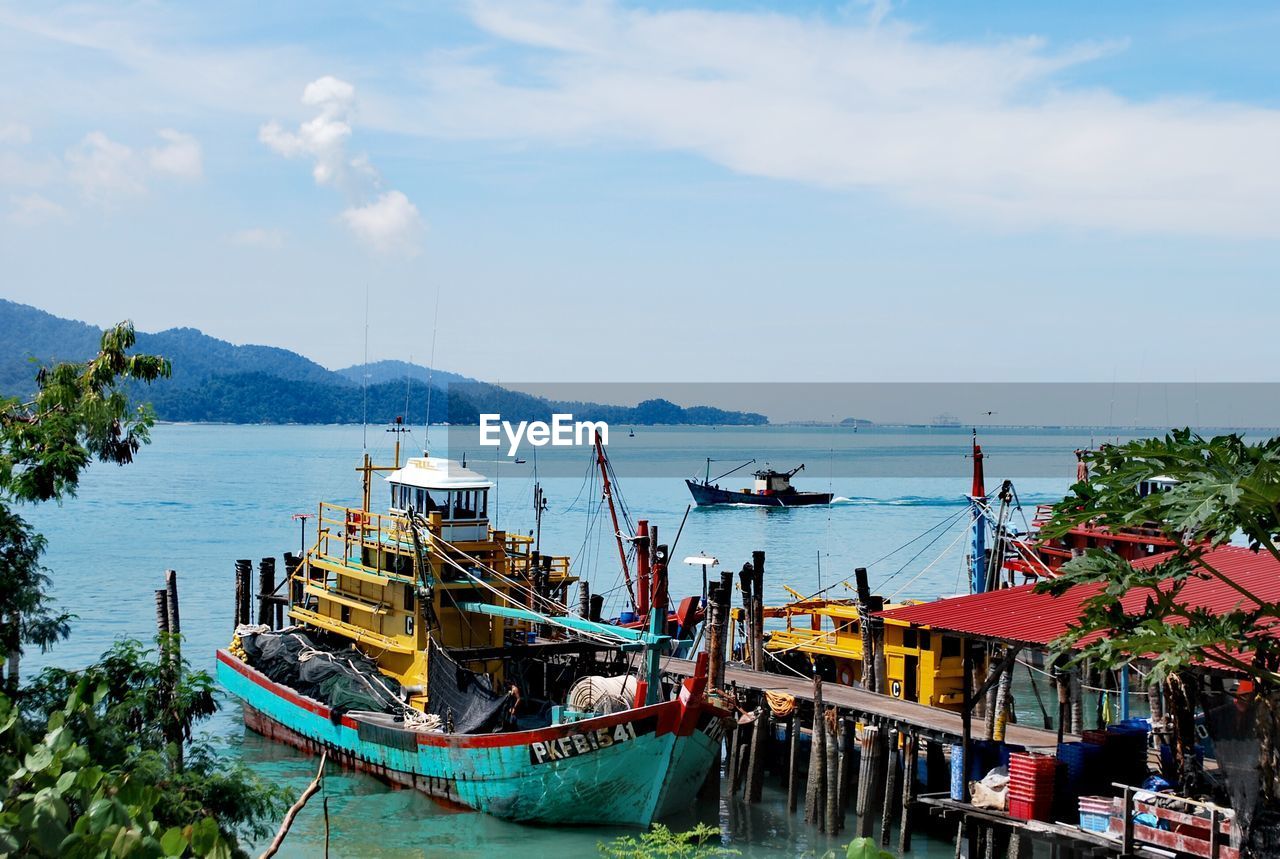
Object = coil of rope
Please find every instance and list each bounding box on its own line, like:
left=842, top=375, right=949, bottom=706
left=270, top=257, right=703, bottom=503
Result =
left=763, top=690, right=796, bottom=718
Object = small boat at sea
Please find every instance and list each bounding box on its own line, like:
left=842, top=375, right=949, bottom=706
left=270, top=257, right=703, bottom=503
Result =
left=217, top=443, right=728, bottom=826
left=686, top=459, right=833, bottom=507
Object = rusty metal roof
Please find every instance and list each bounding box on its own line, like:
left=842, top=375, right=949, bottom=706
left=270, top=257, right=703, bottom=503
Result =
left=875, top=545, right=1280, bottom=648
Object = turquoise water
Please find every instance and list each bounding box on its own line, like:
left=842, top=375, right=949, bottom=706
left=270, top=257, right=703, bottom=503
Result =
left=20, top=424, right=1141, bottom=856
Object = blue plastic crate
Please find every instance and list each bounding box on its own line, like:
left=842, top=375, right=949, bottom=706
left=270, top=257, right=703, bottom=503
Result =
left=1079, top=810, right=1110, bottom=833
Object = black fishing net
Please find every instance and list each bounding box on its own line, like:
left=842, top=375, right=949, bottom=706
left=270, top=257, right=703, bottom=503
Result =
left=425, top=640, right=512, bottom=734
left=239, top=629, right=404, bottom=717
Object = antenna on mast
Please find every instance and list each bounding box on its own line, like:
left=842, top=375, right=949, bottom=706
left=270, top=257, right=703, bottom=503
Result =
left=424, top=285, right=441, bottom=446
left=362, top=285, right=370, bottom=451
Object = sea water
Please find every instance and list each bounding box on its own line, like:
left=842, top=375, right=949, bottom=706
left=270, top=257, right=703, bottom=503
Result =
left=20, top=423, right=1148, bottom=856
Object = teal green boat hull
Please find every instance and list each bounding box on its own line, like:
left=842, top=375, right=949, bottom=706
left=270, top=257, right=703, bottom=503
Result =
left=216, top=650, right=727, bottom=826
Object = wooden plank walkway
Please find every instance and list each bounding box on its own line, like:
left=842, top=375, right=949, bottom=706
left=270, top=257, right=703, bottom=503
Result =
left=662, top=656, right=1070, bottom=748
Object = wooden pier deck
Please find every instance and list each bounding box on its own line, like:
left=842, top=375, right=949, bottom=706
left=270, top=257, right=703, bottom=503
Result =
left=662, top=656, right=1071, bottom=747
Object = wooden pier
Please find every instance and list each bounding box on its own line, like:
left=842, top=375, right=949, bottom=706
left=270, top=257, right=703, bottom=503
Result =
left=663, top=655, right=1071, bottom=747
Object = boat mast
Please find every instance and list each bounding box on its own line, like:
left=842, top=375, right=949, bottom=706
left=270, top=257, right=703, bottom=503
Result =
left=533, top=483, right=546, bottom=554
left=644, top=524, right=667, bottom=705
left=595, top=430, right=638, bottom=609
left=969, top=430, right=987, bottom=594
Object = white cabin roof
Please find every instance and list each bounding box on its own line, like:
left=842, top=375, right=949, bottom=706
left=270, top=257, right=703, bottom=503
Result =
left=384, top=456, right=494, bottom=491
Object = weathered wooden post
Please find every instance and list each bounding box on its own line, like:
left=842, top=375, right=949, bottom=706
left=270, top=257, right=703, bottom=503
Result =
left=258, top=557, right=276, bottom=627
left=165, top=569, right=181, bottom=666
left=745, top=698, right=766, bottom=802
left=1069, top=667, right=1084, bottom=734
left=727, top=717, right=742, bottom=792
left=589, top=594, right=604, bottom=623
left=961, top=643, right=974, bottom=803
left=825, top=710, right=843, bottom=833
left=154, top=589, right=170, bottom=637
left=787, top=714, right=801, bottom=813
left=855, top=567, right=876, bottom=691
left=836, top=713, right=852, bottom=813
left=857, top=724, right=882, bottom=837
left=235, top=559, right=252, bottom=627
left=804, top=677, right=826, bottom=826
left=993, top=658, right=1013, bottom=742
left=751, top=550, right=765, bottom=671
left=738, top=562, right=754, bottom=666
left=578, top=581, right=590, bottom=618
left=899, top=731, right=917, bottom=855
left=706, top=582, right=725, bottom=689
left=880, top=727, right=899, bottom=847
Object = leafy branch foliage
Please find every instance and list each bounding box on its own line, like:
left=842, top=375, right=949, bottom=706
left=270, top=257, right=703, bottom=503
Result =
left=1035, top=428, right=1280, bottom=683
left=2, top=640, right=285, bottom=857
left=598, top=823, right=738, bottom=858
left=0, top=322, right=284, bottom=856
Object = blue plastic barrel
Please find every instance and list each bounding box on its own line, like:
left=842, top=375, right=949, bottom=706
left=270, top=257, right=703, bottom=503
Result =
left=950, top=744, right=965, bottom=800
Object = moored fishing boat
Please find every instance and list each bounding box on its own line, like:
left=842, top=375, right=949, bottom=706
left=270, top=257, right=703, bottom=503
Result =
left=216, top=441, right=730, bottom=826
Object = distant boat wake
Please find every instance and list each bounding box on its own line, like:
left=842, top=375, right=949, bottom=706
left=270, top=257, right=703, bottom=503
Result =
left=828, top=495, right=968, bottom=507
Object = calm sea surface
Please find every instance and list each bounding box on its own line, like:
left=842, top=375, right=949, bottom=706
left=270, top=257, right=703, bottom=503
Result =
left=22, top=424, right=1164, bottom=856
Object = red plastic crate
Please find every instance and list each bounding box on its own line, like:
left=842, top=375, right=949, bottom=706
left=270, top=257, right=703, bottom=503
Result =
left=1009, top=797, right=1052, bottom=821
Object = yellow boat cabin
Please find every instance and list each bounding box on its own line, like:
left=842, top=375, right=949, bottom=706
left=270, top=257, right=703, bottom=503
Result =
left=736, top=597, right=980, bottom=711
left=288, top=453, right=575, bottom=711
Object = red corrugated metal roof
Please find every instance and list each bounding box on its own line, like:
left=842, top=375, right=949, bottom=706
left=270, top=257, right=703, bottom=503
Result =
left=875, top=545, right=1280, bottom=648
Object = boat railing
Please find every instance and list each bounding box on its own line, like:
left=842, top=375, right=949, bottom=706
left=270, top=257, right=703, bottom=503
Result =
left=311, top=502, right=572, bottom=583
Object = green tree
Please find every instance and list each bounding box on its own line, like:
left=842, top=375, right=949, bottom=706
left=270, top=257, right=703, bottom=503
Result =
left=1037, top=429, right=1280, bottom=855
left=0, top=322, right=283, bottom=856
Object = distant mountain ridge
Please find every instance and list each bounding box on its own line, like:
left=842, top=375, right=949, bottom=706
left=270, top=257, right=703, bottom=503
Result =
left=0, top=300, right=767, bottom=426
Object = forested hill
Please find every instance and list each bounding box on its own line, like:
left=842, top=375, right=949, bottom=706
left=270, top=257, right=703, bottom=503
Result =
left=0, top=300, right=767, bottom=426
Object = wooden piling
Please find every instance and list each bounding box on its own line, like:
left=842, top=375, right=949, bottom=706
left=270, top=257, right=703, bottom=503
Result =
left=750, top=550, right=765, bottom=671
left=993, top=657, right=1013, bottom=742
left=745, top=701, right=766, bottom=802
left=727, top=718, right=741, bottom=792
left=880, top=727, right=898, bottom=847
left=706, top=583, right=725, bottom=689
left=898, top=731, right=917, bottom=854
left=824, top=709, right=840, bottom=833
left=804, top=677, right=826, bottom=826
left=855, top=567, right=876, bottom=691
left=165, top=569, right=181, bottom=666
left=857, top=724, right=882, bottom=837
left=258, top=557, right=276, bottom=627
left=855, top=723, right=873, bottom=819
left=787, top=714, right=801, bottom=813
left=738, top=563, right=754, bottom=665
left=235, top=559, right=252, bottom=628
left=578, top=581, right=590, bottom=618
left=836, top=713, right=851, bottom=813
left=154, top=589, right=170, bottom=637
left=1069, top=668, right=1084, bottom=734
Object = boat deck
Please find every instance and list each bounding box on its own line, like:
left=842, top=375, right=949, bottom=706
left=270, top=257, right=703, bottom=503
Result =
left=662, top=656, right=1071, bottom=747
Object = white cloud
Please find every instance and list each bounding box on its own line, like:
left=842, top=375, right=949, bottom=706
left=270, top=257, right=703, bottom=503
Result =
left=260, top=74, right=363, bottom=193
left=65, top=131, right=144, bottom=201
left=7, top=193, right=67, bottom=225
left=229, top=227, right=285, bottom=248
left=262, top=76, right=423, bottom=254
left=406, top=0, right=1280, bottom=238
left=148, top=128, right=202, bottom=180
left=0, top=123, right=32, bottom=144
left=341, top=191, right=423, bottom=256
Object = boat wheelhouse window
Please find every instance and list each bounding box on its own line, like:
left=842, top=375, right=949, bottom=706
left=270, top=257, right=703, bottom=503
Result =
left=453, top=490, right=477, bottom=520
left=415, top=488, right=427, bottom=512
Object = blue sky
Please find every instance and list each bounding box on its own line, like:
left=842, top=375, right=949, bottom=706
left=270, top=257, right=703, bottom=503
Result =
left=1, top=1, right=1278, bottom=383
